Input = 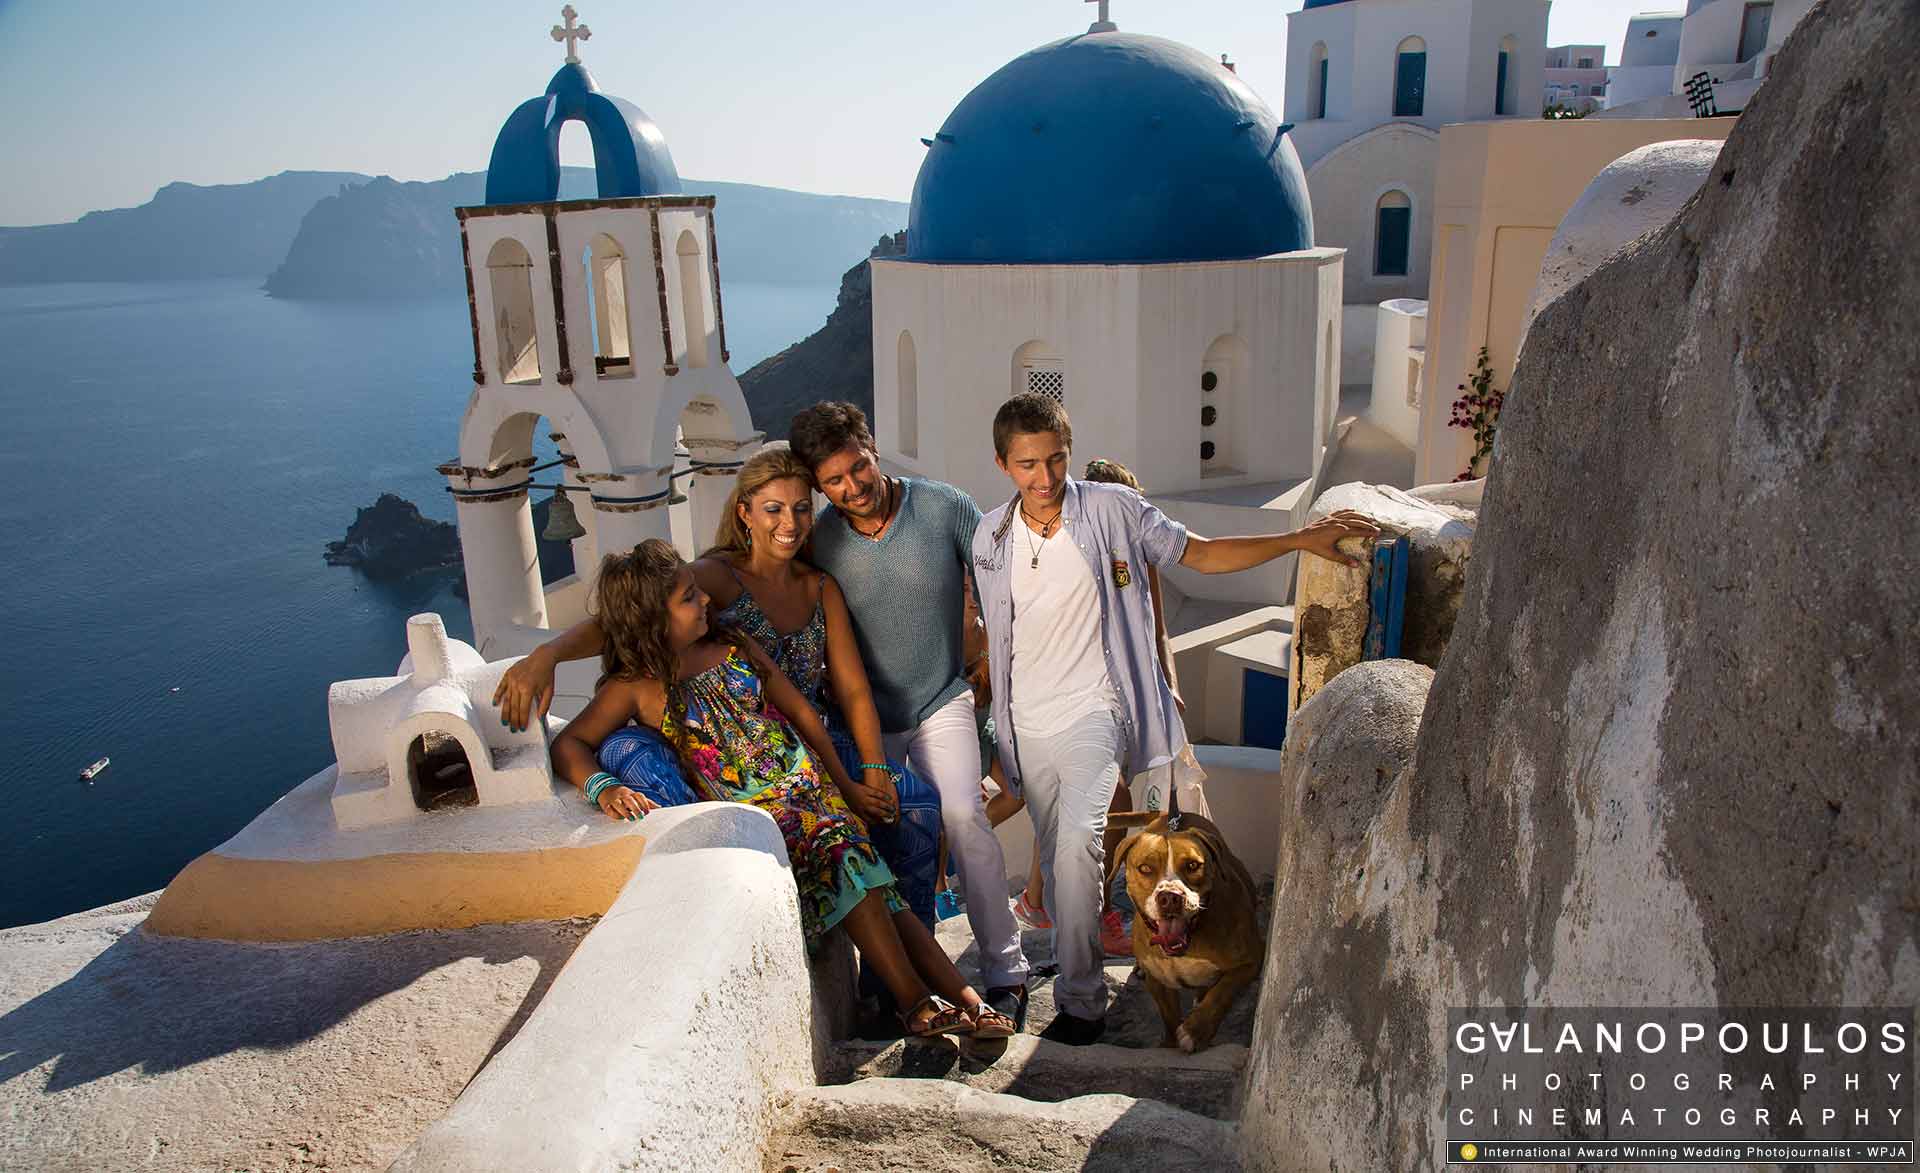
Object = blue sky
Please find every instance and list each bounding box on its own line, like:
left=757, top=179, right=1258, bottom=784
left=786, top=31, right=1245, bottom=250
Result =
left=0, top=0, right=1657, bottom=226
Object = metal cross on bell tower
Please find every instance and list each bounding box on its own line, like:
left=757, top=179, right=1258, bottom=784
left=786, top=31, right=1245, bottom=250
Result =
left=1086, top=0, right=1117, bottom=33
left=552, top=5, right=592, bottom=63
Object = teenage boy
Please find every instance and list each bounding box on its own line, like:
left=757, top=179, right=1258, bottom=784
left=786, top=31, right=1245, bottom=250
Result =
left=787, top=403, right=1032, bottom=1025
left=973, top=393, right=1378, bottom=1045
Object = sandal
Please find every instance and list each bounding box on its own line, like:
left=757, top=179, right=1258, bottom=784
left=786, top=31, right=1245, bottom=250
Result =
left=966, top=999, right=1017, bottom=1040
left=900, top=994, right=973, bottom=1039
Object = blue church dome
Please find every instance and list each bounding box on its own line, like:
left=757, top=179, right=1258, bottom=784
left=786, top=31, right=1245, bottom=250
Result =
left=907, top=31, right=1313, bottom=264
left=484, top=62, right=681, bottom=205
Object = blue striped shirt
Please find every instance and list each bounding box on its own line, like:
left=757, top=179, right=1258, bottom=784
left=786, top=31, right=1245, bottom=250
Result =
left=971, top=478, right=1190, bottom=790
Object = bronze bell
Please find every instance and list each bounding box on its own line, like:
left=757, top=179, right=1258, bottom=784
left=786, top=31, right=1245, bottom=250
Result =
left=542, top=488, right=587, bottom=542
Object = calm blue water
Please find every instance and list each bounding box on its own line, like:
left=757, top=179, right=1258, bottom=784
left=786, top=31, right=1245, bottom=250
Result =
left=0, top=278, right=837, bottom=928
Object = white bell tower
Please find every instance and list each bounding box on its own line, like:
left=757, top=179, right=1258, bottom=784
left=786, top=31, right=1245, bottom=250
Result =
left=445, top=8, right=762, bottom=656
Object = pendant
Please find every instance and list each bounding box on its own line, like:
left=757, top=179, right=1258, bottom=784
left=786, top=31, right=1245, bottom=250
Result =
left=1030, top=553, right=1040, bottom=569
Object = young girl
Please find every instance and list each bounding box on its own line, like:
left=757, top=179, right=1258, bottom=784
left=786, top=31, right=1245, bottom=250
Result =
left=498, top=446, right=942, bottom=927
left=550, top=540, right=1013, bottom=1040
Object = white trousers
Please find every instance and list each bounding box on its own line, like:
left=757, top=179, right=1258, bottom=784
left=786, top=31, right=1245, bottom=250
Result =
left=1016, top=708, right=1125, bottom=1020
left=884, top=691, right=1030, bottom=989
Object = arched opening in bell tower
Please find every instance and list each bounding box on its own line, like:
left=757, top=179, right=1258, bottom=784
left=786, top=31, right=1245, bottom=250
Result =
left=675, top=230, right=710, bottom=369
left=486, top=238, right=542, bottom=384
left=583, top=234, right=634, bottom=378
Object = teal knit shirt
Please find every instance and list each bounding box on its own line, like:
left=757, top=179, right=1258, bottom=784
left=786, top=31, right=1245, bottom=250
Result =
left=808, top=477, right=981, bottom=734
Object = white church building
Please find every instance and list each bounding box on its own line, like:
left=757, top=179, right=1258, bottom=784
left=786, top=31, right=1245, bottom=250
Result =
left=871, top=15, right=1343, bottom=574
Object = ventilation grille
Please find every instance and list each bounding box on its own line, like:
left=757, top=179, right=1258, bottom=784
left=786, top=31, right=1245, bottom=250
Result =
left=1023, top=365, right=1065, bottom=403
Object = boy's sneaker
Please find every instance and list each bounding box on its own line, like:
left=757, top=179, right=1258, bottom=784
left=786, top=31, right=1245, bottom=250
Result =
left=1100, top=908, right=1134, bottom=958
left=1012, top=891, right=1052, bottom=930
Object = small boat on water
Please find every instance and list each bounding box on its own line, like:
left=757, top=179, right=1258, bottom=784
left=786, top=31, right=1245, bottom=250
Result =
left=79, top=757, right=110, bottom=781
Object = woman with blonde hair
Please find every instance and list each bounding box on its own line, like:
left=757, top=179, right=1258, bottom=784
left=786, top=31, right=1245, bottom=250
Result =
left=496, top=445, right=944, bottom=925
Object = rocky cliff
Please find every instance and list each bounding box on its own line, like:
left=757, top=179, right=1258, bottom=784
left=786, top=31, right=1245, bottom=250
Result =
left=738, top=232, right=904, bottom=440
left=0, top=171, right=369, bottom=284
left=264, top=170, right=905, bottom=300
left=1240, top=0, right=1920, bottom=1165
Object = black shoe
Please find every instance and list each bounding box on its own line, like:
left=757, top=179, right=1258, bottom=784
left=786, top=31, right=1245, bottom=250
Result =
left=1039, top=1011, right=1106, bottom=1047
left=984, top=984, right=1029, bottom=1033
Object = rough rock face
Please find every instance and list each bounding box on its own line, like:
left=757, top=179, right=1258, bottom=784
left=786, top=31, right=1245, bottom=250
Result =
left=323, top=493, right=461, bottom=579
left=1240, top=660, right=1433, bottom=1171
left=738, top=232, right=905, bottom=440
left=1240, top=0, right=1920, bottom=1166
left=1289, top=481, right=1478, bottom=713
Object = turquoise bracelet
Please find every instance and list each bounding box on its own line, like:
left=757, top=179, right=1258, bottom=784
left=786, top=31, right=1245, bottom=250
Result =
left=584, top=771, right=621, bottom=806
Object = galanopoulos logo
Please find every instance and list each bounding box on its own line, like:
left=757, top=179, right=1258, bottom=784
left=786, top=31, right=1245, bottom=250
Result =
left=1445, top=1007, right=1915, bottom=1166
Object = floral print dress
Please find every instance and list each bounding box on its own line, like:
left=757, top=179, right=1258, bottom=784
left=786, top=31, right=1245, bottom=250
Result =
left=716, top=573, right=944, bottom=928
left=661, top=646, right=904, bottom=949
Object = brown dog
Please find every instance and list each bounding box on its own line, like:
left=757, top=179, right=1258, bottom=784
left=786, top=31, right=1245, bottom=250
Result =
left=1107, top=809, right=1262, bottom=1053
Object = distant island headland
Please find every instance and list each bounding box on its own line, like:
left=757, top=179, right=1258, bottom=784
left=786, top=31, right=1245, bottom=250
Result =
left=0, top=168, right=906, bottom=298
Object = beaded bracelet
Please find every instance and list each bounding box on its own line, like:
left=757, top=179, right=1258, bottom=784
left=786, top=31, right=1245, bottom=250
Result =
left=583, top=771, right=621, bottom=806
left=857, top=762, right=891, bottom=773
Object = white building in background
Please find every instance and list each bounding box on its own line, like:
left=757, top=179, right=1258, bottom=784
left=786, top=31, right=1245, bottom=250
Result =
left=1606, top=11, right=1685, bottom=109
left=447, top=33, right=760, bottom=657
left=1545, top=44, right=1609, bottom=113
left=1281, top=0, right=1548, bottom=399
left=1600, top=0, right=1814, bottom=117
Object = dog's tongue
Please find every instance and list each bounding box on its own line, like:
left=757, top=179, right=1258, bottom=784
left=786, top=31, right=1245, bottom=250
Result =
left=1151, top=916, right=1191, bottom=954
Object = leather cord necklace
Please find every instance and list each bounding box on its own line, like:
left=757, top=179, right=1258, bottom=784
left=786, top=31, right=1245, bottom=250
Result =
left=850, top=478, right=897, bottom=540
left=1020, top=502, right=1063, bottom=569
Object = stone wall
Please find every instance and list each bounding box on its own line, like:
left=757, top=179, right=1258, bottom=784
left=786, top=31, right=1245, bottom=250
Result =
left=1239, top=0, right=1920, bottom=1165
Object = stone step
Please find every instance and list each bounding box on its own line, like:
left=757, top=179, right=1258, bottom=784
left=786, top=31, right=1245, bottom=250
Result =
left=823, top=1033, right=1247, bottom=1121
left=765, top=1077, right=1240, bottom=1172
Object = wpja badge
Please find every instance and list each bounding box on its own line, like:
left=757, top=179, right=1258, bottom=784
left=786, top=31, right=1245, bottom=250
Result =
left=1446, top=1007, right=1913, bottom=1165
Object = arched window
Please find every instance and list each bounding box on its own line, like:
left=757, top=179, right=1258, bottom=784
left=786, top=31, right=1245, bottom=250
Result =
left=1308, top=42, right=1329, bottom=119
left=1012, top=340, right=1064, bottom=404
left=1496, top=35, right=1518, bottom=115
left=1394, top=36, right=1427, bottom=117
left=486, top=237, right=541, bottom=384
left=584, top=234, right=632, bottom=378
left=897, top=331, right=918, bottom=458
left=1201, top=334, right=1247, bottom=476
left=1375, top=191, right=1412, bottom=277
left=675, top=230, right=709, bottom=370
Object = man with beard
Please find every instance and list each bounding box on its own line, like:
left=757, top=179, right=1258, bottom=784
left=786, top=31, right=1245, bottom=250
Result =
left=787, top=402, right=1032, bottom=1028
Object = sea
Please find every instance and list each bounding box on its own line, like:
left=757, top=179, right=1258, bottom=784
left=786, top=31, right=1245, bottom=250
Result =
left=0, top=277, right=838, bottom=929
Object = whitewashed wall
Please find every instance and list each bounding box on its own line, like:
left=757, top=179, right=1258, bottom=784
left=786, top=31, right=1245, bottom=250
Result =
left=870, top=249, right=1343, bottom=511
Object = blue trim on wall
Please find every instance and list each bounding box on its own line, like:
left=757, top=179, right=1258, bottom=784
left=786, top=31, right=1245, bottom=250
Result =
left=1375, top=205, right=1411, bottom=277
left=485, top=63, right=682, bottom=206
left=907, top=32, right=1314, bottom=264
left=1241, top=668, right=1290, bottom=750
left=1394, top=51, right=1428, bottom=117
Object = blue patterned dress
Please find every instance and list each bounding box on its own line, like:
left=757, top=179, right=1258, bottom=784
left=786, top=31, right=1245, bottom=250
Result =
left=715, top=567, right=944, bottom=927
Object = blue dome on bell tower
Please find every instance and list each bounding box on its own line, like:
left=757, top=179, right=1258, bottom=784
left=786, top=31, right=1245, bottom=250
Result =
left=483, top=9, right=681, bottom=206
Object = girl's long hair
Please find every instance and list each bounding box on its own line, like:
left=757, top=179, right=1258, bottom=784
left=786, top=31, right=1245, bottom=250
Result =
left=589, top=539, right=685, bottom=684
left=1083, top=457, right=1142, bottom=491
left=703, top=444, right=817, bottom=561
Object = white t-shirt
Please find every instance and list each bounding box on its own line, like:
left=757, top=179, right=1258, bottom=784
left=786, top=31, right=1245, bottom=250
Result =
left=1008, top=519, right=1120, bottom=737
